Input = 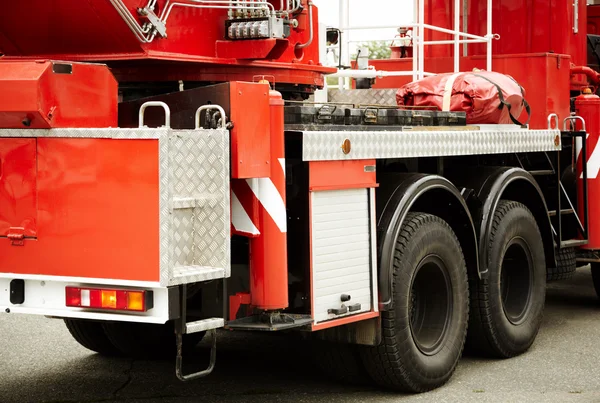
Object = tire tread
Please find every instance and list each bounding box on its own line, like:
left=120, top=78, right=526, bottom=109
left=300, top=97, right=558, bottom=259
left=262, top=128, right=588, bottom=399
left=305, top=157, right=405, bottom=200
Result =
left=467, top=200, right=545, bottom=358
left=64, top=319, right=121, bottom=356
left=547, top=248, right=576, bottom=282
left=361, top=213, right=469, bottom=392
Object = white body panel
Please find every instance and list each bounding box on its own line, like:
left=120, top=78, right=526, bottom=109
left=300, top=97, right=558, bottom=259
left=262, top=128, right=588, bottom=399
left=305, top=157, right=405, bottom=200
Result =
left=0, top=277, right=171, bottom=323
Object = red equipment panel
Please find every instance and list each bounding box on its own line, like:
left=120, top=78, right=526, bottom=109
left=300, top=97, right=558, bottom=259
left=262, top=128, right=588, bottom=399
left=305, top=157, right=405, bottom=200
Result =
left=0, top=139, right=37, bottom=238
left=309, top=160, right=377, bottom=191
left=0, top=1, right=332, bottom=88
left=230, top=82, right=271, bottom=179
left=0, top=61, right=118, bottom=129
left=0, top=138, right=160, bottom=282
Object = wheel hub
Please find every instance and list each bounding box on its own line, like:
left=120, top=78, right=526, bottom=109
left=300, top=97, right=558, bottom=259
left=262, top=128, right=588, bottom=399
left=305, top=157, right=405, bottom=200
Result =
left=409, top=255, right=453, bottom=356
left=501, top=238, right=534, bottom=325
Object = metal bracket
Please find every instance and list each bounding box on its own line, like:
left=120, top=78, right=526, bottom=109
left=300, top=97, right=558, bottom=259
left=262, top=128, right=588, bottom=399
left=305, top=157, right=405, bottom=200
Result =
left=138, top=7, right=168, bottom=38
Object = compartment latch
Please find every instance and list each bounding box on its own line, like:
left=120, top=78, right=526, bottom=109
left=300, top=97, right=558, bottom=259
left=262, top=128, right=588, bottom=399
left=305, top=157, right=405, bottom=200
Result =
left=7, top=227, right=25, bottom=246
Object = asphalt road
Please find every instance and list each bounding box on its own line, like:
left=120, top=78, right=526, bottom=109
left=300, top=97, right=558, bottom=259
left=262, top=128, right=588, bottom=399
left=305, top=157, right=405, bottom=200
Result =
left=1, top=269, right=600, bottom=403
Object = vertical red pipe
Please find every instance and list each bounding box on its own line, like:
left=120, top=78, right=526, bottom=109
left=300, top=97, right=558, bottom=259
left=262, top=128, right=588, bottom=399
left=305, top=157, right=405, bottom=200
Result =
left=249, top=89, right=289, bottom=310
left=575, top=92, right=600, bottom=249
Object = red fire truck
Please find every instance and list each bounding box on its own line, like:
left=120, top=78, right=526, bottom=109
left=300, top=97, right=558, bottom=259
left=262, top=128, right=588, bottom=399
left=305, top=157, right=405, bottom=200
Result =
left=1, top=0, right=599, bottom=393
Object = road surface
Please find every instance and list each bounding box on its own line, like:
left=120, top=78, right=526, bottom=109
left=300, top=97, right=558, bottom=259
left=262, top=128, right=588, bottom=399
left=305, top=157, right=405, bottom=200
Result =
left=1, top=269, right=600, bottom=403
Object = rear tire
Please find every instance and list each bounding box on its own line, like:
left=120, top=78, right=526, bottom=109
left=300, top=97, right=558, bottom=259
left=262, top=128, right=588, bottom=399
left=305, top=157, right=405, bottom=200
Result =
left=64, top=319, right=121, bottom=356
left=590, top=263, right=600, bottom=298
left=467, top=200, right=546, bottom=358
left=547, top=247, right=576, bottom=282
left=361, top=213, right=469, bottom=392
left=102, top=321, right=205, bottom=359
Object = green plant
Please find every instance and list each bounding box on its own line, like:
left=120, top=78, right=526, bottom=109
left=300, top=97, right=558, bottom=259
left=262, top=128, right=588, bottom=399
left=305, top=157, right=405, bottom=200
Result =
left=352, top=41, right=392, bottom=60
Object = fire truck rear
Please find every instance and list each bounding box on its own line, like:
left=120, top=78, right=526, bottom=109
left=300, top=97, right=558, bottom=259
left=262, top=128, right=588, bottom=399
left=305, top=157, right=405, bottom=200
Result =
left=1, top=0, right=600, bottom=393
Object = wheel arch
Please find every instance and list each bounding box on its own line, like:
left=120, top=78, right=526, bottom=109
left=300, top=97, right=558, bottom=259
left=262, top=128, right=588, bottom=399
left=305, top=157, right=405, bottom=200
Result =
left=377, top=173, right=479, bottom=311
left=448, top=167, right=556, bottom=278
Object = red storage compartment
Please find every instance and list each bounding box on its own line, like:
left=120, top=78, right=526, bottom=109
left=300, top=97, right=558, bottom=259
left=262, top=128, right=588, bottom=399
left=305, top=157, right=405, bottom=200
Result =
left=0, top=61, right=118, bottom=129
left=0, top=137, right=161, bottom=282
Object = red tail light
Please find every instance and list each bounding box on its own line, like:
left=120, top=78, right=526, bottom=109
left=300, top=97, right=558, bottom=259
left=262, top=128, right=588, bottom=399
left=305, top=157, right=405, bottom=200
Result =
left=65, top=287, right=153, bottom=312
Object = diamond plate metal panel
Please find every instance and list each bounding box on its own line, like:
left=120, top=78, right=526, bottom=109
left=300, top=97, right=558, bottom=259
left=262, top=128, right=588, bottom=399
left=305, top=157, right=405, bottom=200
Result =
left=0, top=128, right=165, bottom=139
left=326, top=89, right=398, bottom=106
left=164, top=129, right=230, bottom=287
left=302, top=129, right=562, bottom=161
left=159, top=134, right=171, bottom=286
left=170, top=266, right=230, bottom=286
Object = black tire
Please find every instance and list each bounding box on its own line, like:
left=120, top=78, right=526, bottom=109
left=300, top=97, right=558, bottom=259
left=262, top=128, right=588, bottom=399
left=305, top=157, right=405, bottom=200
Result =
left=467, top=200, right=546, bottom=358
left=591, top=263, right=600, bottom=298
left=312, top=340, right=369, bottom=384
left=547, top=247, right=576, bottom=282
left=361, top=213, right=469, bottom=393
left=102, top=321, right=205, bottom=359
left=64, top=319, right=121, bottom=356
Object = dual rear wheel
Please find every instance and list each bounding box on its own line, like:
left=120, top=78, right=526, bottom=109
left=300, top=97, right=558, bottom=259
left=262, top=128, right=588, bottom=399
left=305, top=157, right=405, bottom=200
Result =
left=322, top=201, right=546, bottom=392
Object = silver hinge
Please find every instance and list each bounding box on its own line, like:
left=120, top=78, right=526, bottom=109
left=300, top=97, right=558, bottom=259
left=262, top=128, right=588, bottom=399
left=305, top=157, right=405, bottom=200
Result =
left=138, top=7, right=168, bottom=38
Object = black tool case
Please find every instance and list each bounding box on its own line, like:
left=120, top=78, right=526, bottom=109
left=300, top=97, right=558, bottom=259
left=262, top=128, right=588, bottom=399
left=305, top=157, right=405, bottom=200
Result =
left=284, top=104, right=467, bottom=130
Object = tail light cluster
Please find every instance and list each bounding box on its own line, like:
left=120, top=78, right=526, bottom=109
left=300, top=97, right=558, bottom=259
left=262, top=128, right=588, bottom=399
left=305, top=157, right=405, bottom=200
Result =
left=66, top=287, right=153, bottom=312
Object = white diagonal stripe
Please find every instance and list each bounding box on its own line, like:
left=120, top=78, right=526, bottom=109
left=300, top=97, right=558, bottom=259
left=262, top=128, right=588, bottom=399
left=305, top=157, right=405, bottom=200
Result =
left=278, top=158, right=286, bottom=176
left=582, top=142, right=600, bottom=179
left=247, top=178, right=287, bottom=233
left=231, top=191, right=260, bottom=236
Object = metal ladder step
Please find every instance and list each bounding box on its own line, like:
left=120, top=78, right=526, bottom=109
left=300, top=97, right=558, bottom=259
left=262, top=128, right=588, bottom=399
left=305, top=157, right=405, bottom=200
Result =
left=548, top=209, right=575, bottom=217
left=185, top=318, right=224, bottom=334
left=558, top=239, right=588, bottom=248
left=529, top=170, right=555, bottom=176
left=170, top=266, right=230, bottom=286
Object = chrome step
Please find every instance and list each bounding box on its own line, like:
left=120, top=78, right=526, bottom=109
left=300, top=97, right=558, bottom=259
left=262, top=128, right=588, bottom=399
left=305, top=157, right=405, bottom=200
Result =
left=170, top=266, right=230, bottom=286
left=185, top=318, right=224, bottom=334
left=558, top=239, right=588, bottom=248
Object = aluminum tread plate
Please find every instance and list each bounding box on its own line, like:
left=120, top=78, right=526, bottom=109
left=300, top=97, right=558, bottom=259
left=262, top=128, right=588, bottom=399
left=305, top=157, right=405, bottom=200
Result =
left=302, top=129, right=561, bottom=161
left=185, top=318, right=225, bottom=334
left=0, top=128, right=166, bottom=139
left=170, top=266, right=230, bottom=286
left=165, top=129, right=230, bottom=287
left=325, top=89, right=398, bottom=106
